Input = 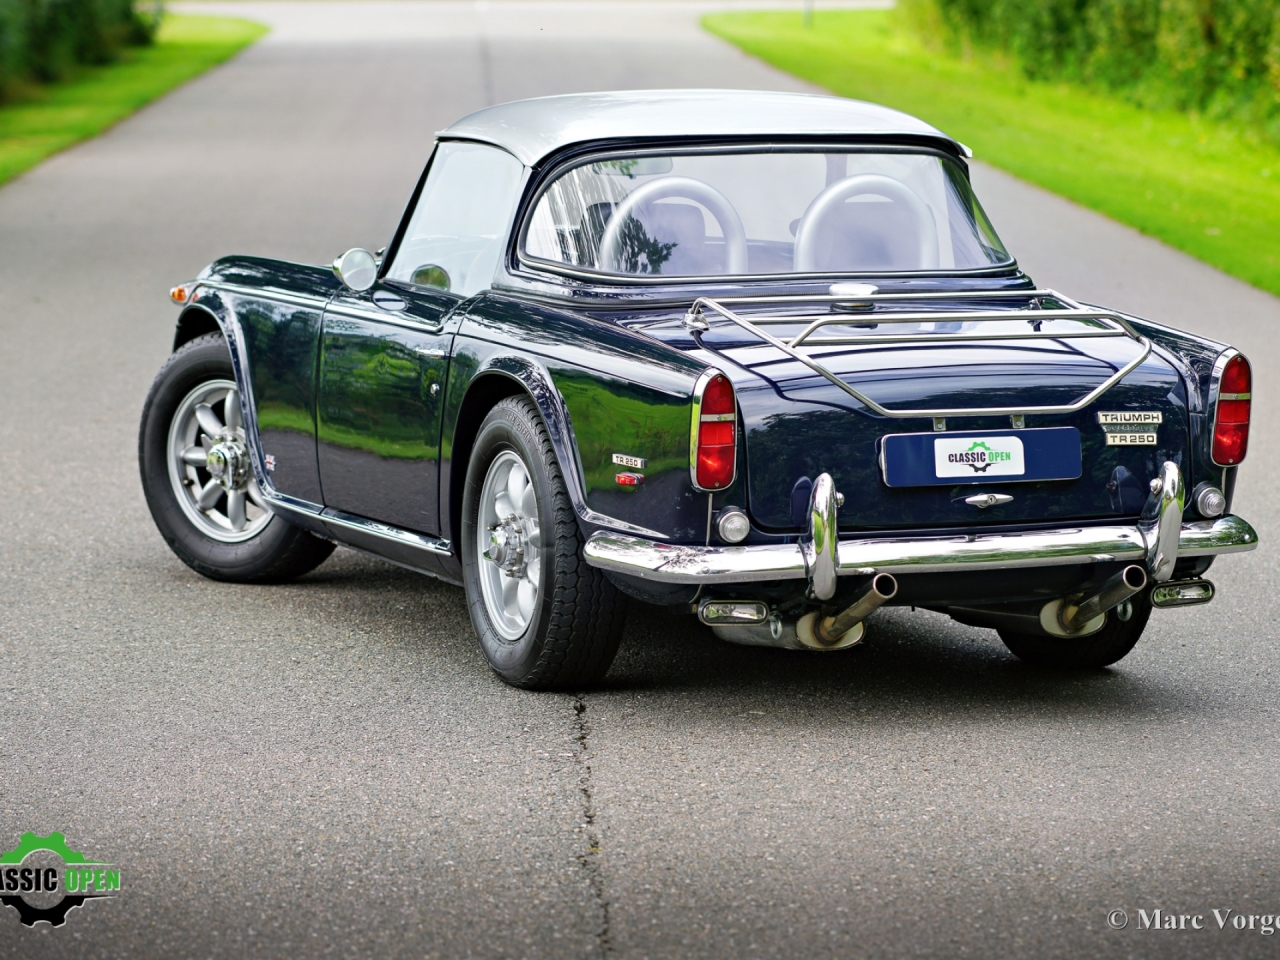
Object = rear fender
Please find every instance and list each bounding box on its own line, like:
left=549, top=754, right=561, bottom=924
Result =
left=442, top=295, right=719, bottom=549
left=442, top=346, right=680, bottom=549
left=1123, top=313, right=1236, bottom=508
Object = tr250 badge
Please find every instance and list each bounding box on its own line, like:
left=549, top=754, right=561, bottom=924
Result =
left=1098, top=411, right=1160, bottom=446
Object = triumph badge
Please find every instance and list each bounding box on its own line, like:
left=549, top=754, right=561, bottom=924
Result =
left=1097, top=411, right=1160, bottom=446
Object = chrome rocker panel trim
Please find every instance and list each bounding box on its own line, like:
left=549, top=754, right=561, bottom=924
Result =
left=257, top=487, right=455, bottom=557
left=582, top=515, right=1258, bottom=585
left=320, top=507, right=453, bottom=556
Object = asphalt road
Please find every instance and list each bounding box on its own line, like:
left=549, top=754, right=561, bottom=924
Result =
left=1, top=3, right=1278, bottom=957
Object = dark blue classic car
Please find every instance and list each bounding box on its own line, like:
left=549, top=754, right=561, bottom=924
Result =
left=139, top=90, right=1258, bottom=687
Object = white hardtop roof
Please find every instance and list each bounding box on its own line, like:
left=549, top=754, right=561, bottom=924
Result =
left=439, top=90, right=967, bottom=166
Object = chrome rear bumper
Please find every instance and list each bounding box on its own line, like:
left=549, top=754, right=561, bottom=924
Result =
left=582, top=514, right=1257, bottom=586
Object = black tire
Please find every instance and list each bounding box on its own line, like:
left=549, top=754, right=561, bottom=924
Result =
left=138, top=332, right=334, bottom=583
left=461, top=396, right=627, bottom=689
left=998, top=593, right=1152, bottom=669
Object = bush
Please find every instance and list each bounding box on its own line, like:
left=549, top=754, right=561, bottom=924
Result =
left=0, top=0, right=159, bottom=95
left=904, top=0, right=1280, bottom=137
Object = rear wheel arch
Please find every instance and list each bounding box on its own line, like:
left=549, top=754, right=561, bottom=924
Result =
left=460, top=394, right=626, bottom=688
left=448, top=371, right=539, bottom=553
left=447, top=358, right=597, bottom=556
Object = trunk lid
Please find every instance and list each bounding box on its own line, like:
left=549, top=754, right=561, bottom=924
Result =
left=638, top=295, right=1188, bottom=532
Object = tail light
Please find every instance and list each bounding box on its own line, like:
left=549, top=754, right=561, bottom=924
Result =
left=691, top=371, right=737, bottom=490
left=1211, top=353, right=1251, bottom=466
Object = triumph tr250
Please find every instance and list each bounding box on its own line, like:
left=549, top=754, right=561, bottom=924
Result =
left=139, top=90, right=1258, bottom=687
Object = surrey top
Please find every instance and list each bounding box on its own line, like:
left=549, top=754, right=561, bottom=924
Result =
left=438, top=89, right=967, bottom=166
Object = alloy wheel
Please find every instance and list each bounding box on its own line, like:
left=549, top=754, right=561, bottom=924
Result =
left=165, top=379, right=271, bottom=543
left=476, top=450, right=542, bottom=639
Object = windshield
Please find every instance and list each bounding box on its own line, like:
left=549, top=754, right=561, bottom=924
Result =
left=523, top=148, right=1010, bottom=279
left=387, top=141, right=524, bottom=296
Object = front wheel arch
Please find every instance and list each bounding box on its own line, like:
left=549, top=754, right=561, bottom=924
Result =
left=138, top=332, right=334, bottom=582
left=173, top=305, right=222, bottom=352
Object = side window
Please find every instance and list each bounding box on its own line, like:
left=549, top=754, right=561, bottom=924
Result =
left=387, top=141, right=525, bottom=297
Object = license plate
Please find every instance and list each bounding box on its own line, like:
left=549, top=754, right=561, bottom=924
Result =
left=881, top=427, right=1082, bottom=488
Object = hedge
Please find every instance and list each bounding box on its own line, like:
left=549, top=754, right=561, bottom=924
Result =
left=0, top=0, right=159, bottom=94
left=905, top=0, right=1280, bottom=137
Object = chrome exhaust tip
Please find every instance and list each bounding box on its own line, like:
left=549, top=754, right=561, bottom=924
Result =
left=707, top=574, right=898, bottom=652
left=799, top=573, right=898, bottom=649
left=1042, top=564, right=1148, bottom=637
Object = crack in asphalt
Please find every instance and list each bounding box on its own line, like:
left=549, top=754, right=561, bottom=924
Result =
left=573, top=696, right=611, bottom=957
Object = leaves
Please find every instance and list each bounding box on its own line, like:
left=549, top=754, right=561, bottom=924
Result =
left=615, top=216, right=678, bottom=275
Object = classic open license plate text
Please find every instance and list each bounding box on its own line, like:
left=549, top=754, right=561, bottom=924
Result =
left=881, top=427, right=1083, bottom=488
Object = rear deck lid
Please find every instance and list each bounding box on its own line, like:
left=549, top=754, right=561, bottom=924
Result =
left=675, top=292, right=1188, bottom=531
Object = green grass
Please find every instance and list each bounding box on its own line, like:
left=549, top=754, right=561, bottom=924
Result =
left=0, top=14, right=267, bottom=187
left=704, top=10, right=1280, bottom=297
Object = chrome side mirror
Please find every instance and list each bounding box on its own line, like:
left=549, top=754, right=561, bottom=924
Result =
left=332, top=247, right=377, bottom=292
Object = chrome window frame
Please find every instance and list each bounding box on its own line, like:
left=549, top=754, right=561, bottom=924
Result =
left=383, top=137, right=529, bottom=295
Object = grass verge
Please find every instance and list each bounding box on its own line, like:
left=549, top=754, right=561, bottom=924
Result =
left=704, top=10, right=1280, bottom=297
left=0, top=14, right=267, bottom=188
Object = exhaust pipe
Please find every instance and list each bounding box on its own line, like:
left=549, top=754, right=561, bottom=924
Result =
left=802, top=573, right=898, bottom=648
left=1052, top=564, right=1148, bottom=635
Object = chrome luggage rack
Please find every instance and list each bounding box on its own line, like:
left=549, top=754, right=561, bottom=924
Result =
left=681, top=288, right=1152, bottom=420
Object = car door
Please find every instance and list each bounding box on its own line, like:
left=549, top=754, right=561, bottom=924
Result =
left=316, top=139, right=525, bottom=535
left=317, top=282, right=459, bottom=534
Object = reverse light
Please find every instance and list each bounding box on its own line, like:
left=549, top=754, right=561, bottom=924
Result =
left=691, top=371, right=737, bottom=490
left=716, top=506, right=751, bottom=543
left=1193, top=482, right=1226, bottom=519
left=1211, top=353, right=1251, bottom=466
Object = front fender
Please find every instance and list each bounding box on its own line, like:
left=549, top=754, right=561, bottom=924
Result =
left=172, top=290, right=276, bottom=496
left=174, top=257, right=339, bottom=516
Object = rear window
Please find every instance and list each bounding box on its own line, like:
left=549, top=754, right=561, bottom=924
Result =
left=522, top=148, right=1010, bottom=279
